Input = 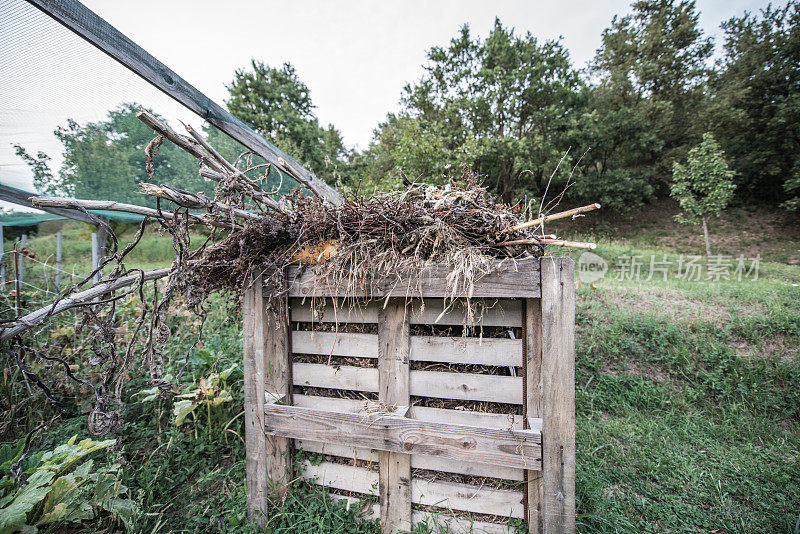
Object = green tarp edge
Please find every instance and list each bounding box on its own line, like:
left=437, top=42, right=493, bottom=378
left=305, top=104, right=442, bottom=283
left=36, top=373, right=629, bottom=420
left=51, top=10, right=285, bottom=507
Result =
left=0, top=210, right=146, bottom=227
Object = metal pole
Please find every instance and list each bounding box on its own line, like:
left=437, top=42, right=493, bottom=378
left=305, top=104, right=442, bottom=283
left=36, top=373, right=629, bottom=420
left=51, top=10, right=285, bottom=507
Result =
left=55, top=231, right=62, bottom=291
left=19, top=234, right=26, bottom=288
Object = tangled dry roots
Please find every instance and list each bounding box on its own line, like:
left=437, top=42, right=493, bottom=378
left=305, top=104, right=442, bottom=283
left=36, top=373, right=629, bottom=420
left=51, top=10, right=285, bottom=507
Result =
left=184, top=169, right=543, bottom=304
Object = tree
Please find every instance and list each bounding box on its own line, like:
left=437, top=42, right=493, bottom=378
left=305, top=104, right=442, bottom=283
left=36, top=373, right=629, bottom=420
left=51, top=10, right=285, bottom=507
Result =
left=582, top=0, right=713, bottom=206
left=225, top=61, right=347, bottom=184
left=12, top=146, right=58, bottom=195
left=670, top=133, right=736, bottom=259
left=709, top=1, right=800, bottom=211
left=15, top=104, right=209, bottom=206
left=362, top=19, right=584, bottom=203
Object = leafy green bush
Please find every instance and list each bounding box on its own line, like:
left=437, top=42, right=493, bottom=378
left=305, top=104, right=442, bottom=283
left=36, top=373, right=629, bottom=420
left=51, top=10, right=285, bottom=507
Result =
left=0, top=435, right=135, bottom=533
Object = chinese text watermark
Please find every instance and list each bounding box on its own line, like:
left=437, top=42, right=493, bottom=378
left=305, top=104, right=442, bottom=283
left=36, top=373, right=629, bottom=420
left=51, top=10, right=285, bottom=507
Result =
left=577, top=253, right=760, bottom=283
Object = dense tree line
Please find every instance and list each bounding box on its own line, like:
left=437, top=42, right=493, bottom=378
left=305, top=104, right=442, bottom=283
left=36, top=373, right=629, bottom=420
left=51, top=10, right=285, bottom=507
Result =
left=15, top=0, right=799, bottom=214
left=348, top=0, right=799, bottom=212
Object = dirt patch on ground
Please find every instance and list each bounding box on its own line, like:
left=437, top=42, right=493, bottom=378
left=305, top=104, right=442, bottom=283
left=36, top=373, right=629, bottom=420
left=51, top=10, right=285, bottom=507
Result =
left=601, top=358, right=670, bottom=384
left=581, top=285, right=755, bottom=324
left=730, top=333, right=799, bottom=365
left=606, top=287, right=731, bottom=322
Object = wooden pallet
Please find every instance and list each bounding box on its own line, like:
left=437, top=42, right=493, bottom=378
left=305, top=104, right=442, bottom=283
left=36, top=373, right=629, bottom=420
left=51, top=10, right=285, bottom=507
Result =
left=243, top=257, right=575, bottom=533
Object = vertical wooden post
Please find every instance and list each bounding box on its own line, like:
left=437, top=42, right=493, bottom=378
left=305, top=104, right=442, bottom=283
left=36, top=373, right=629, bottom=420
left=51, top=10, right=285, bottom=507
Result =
left=524, top=296, right=544, bottom=532
left=243, top=272, right=291, bottom=525
left=263, top=280, right=292, bottom=497
left=97, top=219, right=108, bottom=265
left=91, top=232, right=100, bottom=284
left=535, top=257, right=576, bottom=533
left=13, top=244, right=20, bottom=316
left=55, top=231, right=62, bottom=291
left=378, top=298, right=412, bottom=533
left=19, top=235, right=26, bottom=287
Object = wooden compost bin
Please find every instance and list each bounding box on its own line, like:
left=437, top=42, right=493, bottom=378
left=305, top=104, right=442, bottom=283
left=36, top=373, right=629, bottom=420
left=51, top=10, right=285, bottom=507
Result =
left=242, top=256, right=575, bottom=533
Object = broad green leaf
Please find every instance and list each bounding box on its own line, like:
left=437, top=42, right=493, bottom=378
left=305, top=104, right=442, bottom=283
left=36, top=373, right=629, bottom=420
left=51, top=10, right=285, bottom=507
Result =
left=133, top=387, right=160, bottom=402
left=39, top=438, right=115, bottom=476
left=37, top=472, right=93, bottom=526
left=173, top=399, right=198, bottom=426
left=219, top=364, right=237, bottom=381
left=210, top=390, right=233, bottom=407
left=0, top=470, right=55, bottom=534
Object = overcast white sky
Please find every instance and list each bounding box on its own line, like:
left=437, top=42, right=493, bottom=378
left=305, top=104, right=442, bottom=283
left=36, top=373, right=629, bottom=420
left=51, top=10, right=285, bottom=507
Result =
left=0, top=0, right=775, bottom=210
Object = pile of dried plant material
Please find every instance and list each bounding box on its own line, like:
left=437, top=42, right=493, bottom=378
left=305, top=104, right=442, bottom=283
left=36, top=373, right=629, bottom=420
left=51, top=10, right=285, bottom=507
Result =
left=28, top=110, right=601, bottom=310
left=191, top=173, right=533, bottom=297
left=28, top=110, right=602, bottom=316
left=5, top=110, right=601, bottom=435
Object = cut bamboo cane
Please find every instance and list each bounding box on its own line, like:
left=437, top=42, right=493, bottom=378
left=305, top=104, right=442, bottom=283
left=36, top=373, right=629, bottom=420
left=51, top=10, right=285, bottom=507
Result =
left=509, top=203, right=601, bottom=233
left=497, top=238, right=596, bottom=250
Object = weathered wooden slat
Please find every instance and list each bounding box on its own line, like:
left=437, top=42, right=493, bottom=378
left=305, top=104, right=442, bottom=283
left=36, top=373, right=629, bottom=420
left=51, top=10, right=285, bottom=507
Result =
left=242, top=274, right=272, bottom=523
left=412, top=477, right=524, bottom=519
left=290, top=298, right=523, bottom=327
left=410, top=336, right=521, bottom=366
left=292, top=394, right=370, bottom=413
left=298, top=440, right=525, bottom=481
left=303, top=460, right=377, bottom=495
left=262, top=291, right=292, bottom=502
left=539, top=257, right=576, bottom=533
left=293, top=362, right=378, bottom=392
left=410, top=511, right=516, bottom=534
left=26, top=0, right=341, bottom=204
left=292, top=330, right=522, bottom=367
left=286, top=258, right=540, bottom=298
left=378, top=298, right=412, bottom=533
left=292, top=395, right=535, bottom=431
left=411, top=370, right=523, bottom=404
left=303, top=461, right=524, bottom=519
left=292, top=331, right=376, bottom=358
left=332, top=495, right=517, bottom=534
left=292, top=364, right=522, bottom=404
left=262, top=403, right=541, bottom=470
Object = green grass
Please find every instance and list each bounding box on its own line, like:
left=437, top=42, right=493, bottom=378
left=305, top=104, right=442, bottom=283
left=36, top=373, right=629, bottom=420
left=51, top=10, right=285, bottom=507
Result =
left=2, top=214, right=799, bottom=532
left=573, top=275, right=800, bottom=532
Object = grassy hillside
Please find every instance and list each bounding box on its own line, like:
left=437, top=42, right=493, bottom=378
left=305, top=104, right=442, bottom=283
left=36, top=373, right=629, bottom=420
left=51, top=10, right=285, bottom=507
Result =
left=1, top=205, right=798, bottom=532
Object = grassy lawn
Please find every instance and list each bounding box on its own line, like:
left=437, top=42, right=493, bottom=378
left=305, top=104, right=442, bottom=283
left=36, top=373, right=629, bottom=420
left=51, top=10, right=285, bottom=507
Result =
left=573, top=269, right=799, bottom=532
left=2, top=207, right=799, bottom=532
